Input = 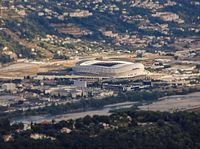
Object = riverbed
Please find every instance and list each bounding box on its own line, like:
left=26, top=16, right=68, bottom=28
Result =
left=139, top=92, right=200, bottom=112
left=11, top=92, right=200, bottom=124
left=11, top=102, right=137, bottom=124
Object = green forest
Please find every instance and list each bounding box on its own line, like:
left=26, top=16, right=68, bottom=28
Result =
left=0, top=110, right=200, bottom=149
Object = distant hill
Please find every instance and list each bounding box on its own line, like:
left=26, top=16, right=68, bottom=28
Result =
left=0, top=0, right=200, bottom=63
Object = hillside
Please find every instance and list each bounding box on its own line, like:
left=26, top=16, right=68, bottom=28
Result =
left=1, top=111, right=200, bottom=149
left=0, top=0, right=200, bottom=63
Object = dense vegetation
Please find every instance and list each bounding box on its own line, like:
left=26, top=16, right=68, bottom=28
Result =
left=0, top=54, right=11, bottom=64
left=0, top=110, right=200, bottom=149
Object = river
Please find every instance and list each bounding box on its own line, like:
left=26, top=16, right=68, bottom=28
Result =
left=11, top=101, right=137, bottom=124
left=11, top=91, right=200, bottom=124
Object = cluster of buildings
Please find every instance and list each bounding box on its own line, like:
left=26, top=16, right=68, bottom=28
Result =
left=152, top=12, right=184, bottom=24
left=37, top=34, right=110, bottom=56
left=0, top=52, right=200, bottom=121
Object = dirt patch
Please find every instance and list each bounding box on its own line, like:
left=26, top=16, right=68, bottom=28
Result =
left=0, top=60, right=75, bottom=79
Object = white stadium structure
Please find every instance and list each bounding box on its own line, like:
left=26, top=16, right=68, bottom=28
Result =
left=73, top=60, right=146, bottom=78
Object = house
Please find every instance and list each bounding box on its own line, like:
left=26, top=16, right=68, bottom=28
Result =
left=2, top=83, right=16, bottom=92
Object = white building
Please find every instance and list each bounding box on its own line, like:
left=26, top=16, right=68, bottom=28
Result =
left=73, top=80, right=87, bottom=88
left=2, top=83, right=16, bottom=92
left=73, top=60, right=146, bottom=78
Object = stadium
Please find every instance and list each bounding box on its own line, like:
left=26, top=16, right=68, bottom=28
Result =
left=72, top=60, right=146, bottom=78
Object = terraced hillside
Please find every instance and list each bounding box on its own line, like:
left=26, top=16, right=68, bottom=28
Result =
left=0, top=0, right=200, bottom=63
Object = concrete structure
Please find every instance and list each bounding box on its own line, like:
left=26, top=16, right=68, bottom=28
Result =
left=73, top=80, right=87, bottom=88
left=0, top=95, right=22, bottom=106
left=73, top=60, right=145, bottom=78
left=44, top=86, right=85, bottom=98
left=2, top=83, right=16, bottom=92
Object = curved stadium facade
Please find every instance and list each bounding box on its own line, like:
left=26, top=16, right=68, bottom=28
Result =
left=73, top=60, right=145, bottom=78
